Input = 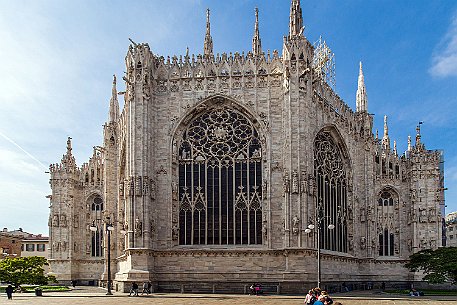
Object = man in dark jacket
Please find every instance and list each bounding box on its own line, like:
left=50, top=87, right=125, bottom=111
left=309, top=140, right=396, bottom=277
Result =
left=5, top=284, right=13, bottom=300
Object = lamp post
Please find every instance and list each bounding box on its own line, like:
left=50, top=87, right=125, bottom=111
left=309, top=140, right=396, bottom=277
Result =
left=305, top=206, right=335, bottom=288
left=90, top=217, right=114, bottom=295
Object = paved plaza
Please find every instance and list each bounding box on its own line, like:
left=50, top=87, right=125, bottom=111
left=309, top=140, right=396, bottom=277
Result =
left=1, top=287, right=457, bottom=305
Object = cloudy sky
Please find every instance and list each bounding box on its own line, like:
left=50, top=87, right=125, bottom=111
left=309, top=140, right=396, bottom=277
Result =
left=0, top=1, right=456, bottom=235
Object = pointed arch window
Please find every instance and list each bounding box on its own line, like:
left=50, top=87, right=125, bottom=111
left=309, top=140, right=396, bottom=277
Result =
left=377, top=189, right=398, bottom=256
left=89, top=195, right=103, bottom=257
left=91, top=196, right=103, bottom=211
left=178, top=107, right=263, bottom=245
left=314, top=132, right=348, bottom=252
left=379, top=229, right=395, bottom=256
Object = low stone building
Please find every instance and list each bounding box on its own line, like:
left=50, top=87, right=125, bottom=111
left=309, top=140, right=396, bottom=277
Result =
left=445, top=212, right=457, bottom=247
left=0, top=228, right=49, bottom=259
left=48, top=1, right=445, bottom=293
left=0, top=228, right=22, bottom=258
left=21, top=234, right=49, bottom=259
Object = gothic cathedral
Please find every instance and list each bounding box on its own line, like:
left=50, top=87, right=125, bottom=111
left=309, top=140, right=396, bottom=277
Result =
left=48, top=1, right=445, bottom=293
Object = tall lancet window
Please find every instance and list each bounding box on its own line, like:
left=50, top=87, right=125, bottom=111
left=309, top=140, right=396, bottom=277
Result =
left=90, top=196, right=103, bottom=257
left=377, top=190, right=397, bottom=256
left=178, top=107, right=263, bottom=245
left=314, top=132, right=348, bottom=252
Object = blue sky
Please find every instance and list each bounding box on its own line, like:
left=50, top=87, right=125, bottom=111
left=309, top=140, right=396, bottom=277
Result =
left=0, top=0, right=456, bottom=235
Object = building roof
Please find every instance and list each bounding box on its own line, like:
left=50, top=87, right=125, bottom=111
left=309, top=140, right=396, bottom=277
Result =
left=1, top=228, right=48, bottom=240
left=445, top=211, right=457, bottom=224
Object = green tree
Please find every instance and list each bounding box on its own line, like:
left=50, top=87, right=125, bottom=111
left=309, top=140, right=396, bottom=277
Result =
left=0, top=256, right=56, bottom=288
left=405, top=247, right=457, bottom=284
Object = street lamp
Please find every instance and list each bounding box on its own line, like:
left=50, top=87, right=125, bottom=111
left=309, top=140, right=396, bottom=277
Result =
left=90, top=217, right=114, bottom=295
left=305, top=210, right=335, bottom=288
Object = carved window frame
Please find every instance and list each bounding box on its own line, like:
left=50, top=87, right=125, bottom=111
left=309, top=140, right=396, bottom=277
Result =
left=88, top=194, right=103, bottom=257
left=377, top=188, right=399, bottom=256
left=314, top=131, right=348, bottom=253
left=176, top=103, right=264, bottom=246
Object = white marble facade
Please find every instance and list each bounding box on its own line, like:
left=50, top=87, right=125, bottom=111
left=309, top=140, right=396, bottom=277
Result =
left=48, top=1, right=445, bottom=293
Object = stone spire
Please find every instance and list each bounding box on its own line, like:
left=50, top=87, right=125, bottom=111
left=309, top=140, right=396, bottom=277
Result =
left=252, top=7, right=262, bottom=56
left=204, top=8, right=213, bottom=58
left=415, top=122, right=423, bottom=146
left=289, top=0, right=304, bottom=38
left=393, top=140, right=398, bottom=156
left=61, top=136, right=76, bottom=171
left=381, top=115, right=391, bottom=150
left=407, top=135, right=412, bottom=151
left=356, top=62, right=368, bottom=112
left=109, top=75, right=119, bottom=123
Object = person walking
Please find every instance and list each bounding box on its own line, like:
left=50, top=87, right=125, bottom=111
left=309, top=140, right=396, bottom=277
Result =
left=142, top=281, right=149, bottom=295
left=129, top=282, right=139, bottom=296
left=5, top=284, right=13, bottom=300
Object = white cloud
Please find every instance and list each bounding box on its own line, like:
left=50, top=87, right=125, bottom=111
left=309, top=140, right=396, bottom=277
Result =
left=430, top=13, right=457, bottom=77
left=0, top=146, right=48, bottom=178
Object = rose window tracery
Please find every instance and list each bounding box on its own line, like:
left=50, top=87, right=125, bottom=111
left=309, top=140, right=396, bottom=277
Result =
left=178, top=107, right=263, bottom=245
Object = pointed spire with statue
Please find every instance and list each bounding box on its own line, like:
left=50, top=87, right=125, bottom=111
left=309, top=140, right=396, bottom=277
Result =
left=289, top=0, right=304, bottom=38
left=381, top=115, right=391, bottom=150
left=252, top=7, right=262, bottom=56
left=204, top=8, right=213, bottom=58
left=109, top=75, right=119, bottom=123
left=356, top=62, right=368, bottom=112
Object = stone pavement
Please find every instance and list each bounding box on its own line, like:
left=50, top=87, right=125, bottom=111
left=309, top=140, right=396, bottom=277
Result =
left=1, top=287, right=456, bottom=304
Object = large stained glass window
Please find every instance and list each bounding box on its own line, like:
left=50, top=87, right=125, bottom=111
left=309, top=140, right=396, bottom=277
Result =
left=314, top=132, right=348, bottom=252
left=178, top=107, right=263, bottom=245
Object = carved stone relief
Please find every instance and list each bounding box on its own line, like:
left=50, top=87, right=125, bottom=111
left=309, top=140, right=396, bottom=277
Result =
left=283, top=171, right=290, bottom=195
left=292, top=170, right=299, bottom=194
left=292, top=216, right=300, bottom=235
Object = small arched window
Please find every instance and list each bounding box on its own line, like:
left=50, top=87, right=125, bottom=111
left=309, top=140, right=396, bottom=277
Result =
left=91, top=196, right=103, bottom=211
left=378, top=191, right=393, bottom=206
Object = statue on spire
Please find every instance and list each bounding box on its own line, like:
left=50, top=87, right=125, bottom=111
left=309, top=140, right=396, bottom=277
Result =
left=109, top=74, right=120, bottom=123
left=61, top=136, right=76, bottom=172
left=415, top=121, right=424, bottom=150
left=381, top=115, right=391, bottom=150
left=252, top=7, right=262, bottom=56
left=204, top=8, right=214, bottom=58
left=289, top=0, right=304, bottom=38
left=66, top=137, right=72, bottom=154
left=356, top=62, right=368, bottom=112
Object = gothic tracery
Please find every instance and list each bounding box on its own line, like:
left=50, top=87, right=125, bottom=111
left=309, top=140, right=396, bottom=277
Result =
left=314, top=131, right=348, bottom=253
left=178, top=106, right=263, bottom=245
